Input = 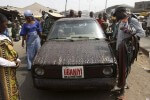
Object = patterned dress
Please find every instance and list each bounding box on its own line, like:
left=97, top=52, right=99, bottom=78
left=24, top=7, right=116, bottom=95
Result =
left=0, top=36, right=20, bottom=100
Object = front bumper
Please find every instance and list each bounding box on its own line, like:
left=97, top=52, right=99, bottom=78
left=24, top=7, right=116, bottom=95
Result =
left=33, top=78, right=116, bottom=90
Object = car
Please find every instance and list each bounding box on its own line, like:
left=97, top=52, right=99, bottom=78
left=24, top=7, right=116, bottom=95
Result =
left=32, top=18, right=118, bottom=90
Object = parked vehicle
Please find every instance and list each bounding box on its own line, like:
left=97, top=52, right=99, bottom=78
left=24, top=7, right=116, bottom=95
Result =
left=32, top=18, right=118, bottom=90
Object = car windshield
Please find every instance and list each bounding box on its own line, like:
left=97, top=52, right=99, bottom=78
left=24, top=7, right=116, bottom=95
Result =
left=48, top=19, right=105, bottom=40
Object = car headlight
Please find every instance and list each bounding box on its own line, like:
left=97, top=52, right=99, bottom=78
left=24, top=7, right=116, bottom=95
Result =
left=103, top=67, right=113, bottom=76
left=35, top=67, right=45, bottom=76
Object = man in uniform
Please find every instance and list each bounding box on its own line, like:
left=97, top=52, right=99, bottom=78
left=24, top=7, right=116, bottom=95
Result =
left=41, top=13, right=56, bottom=44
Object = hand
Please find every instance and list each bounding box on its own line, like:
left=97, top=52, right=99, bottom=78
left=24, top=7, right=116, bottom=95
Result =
left=120, top=27, right=126, bottom=30
left=22, top=42, right=24, bottom=48
left=22, top=36, right=26, bottom=48
left=120, top=27, right=131, bottom=33
left=16, top=59, right=21, bottom=67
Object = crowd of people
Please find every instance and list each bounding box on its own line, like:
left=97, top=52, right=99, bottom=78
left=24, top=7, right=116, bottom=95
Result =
left=0, top=6, right=147, bottom=100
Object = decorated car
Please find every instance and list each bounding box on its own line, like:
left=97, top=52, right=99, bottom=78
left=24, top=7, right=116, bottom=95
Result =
left=32, top=18, right=118, bottom=90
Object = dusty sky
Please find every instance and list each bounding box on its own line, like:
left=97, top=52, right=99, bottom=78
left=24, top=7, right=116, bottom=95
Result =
left=0, top=0, right=150, bottom=12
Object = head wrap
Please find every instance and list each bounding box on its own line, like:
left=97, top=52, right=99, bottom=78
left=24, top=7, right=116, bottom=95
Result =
left=24, top=10, right=33, bottom=17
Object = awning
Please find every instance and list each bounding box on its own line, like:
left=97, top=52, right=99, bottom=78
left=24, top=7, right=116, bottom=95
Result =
left=45, top=11, right=64, bottom=18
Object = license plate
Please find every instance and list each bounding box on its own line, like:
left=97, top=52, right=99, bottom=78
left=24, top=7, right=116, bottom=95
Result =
left=62, top=66, right=84, bottom=79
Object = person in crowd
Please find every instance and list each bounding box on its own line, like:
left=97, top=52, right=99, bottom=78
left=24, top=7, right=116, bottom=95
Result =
left=4, top=20, right=12, bottom=37
left=110, top=16, right=117, bottom=33
left=0, top=13, right=20, bottom=100
left=68, top=10, right=76, bottom=18
left=89, top=11, right=94, bottom=18
left=20, top=10, right=42, bottom=70
left=113, top=6, right=145, bottom=99
left=146, top=14, right=150, bottom=37
left=11, top=20, right=17, bottom=39
left=41, top=11, right=46, bottom=20
left=101, top=13, right=110, bottom=33
left=97, top=13, right=104, bottom=27
left=41, top=14, right=56, bottom=44
left=3, top=28, right=9, bottom=37
left=103, top=13, right=107, bottom=22
left=11, top=19, right=20, bottom=41
left=78, top=11, right=82, bottom=17
left=40, top=11, right=48, bottom=28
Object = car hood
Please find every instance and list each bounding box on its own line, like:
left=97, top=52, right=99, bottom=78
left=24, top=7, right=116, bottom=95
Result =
left=33, top=40, right=115, bottom=66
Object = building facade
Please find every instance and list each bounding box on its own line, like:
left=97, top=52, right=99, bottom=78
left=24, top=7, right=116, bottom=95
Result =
left=135, top=1, right=150, bottom=11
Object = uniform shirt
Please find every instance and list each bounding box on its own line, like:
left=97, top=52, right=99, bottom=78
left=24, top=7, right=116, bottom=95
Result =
left=43, top=17, right=55, bottom=35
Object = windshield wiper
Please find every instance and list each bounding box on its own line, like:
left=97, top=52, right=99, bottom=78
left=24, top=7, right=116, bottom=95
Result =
left=90, top=37, right=101, bottom=40
left=70, top=36, right=90, bottom=38
left=49, top=37, right=101, bottom=41
left=49, top=38, right=75, bottom=42
left=71, top=36, right=100, bottom=40
left=49, top=37, right=67, bottom=40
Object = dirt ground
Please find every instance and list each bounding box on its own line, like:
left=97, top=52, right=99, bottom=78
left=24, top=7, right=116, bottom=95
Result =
left=125, top=53, right=150, bottom=100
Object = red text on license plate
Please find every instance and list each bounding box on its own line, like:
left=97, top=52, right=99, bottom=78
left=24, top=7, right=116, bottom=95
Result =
left=62, top=66, right=84, bottom=79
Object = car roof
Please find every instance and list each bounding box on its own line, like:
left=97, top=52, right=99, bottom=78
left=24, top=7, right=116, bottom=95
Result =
left=57, top=17, right=96, bottom=22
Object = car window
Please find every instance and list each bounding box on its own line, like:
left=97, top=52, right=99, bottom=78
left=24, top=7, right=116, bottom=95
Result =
left=48, top=19, right=105, bottom=40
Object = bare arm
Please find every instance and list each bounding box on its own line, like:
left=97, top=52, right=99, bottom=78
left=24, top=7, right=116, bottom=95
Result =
left=22, top=36, right=26, bottom=47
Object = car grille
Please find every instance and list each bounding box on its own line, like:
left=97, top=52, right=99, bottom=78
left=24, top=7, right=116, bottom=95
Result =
left=33, top=64, right=117, bottom=79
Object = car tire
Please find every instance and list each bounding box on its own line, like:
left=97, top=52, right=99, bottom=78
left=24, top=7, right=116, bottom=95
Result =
left=32, top=78, right=45, bottom=90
